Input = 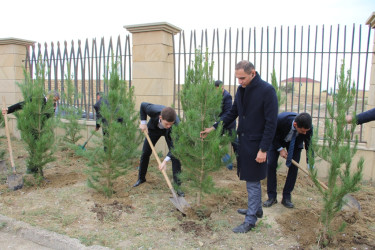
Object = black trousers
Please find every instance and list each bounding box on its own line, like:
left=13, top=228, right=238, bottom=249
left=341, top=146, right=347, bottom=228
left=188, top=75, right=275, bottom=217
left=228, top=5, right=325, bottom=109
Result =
left=138, top=128, right=182, bottom=185
left=266, top=146, right=302, bottom=200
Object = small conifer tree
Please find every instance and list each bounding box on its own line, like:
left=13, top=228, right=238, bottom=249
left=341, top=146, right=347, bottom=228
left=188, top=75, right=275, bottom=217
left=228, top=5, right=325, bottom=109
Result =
left=58, top=64, right=84, bottom=146
left=83, top=58, right=140, bottom=197
left=308, top=62, right=364, bottom=246
left=16, top=62, right=56, bottom=178
left=172, top=50, right=232, bottom=206
left=271, top=69, right=285, bottom=110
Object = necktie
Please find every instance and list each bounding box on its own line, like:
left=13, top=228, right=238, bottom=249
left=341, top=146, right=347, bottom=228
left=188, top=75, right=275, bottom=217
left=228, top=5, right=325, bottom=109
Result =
left=286, top=130, right=297, bottom=167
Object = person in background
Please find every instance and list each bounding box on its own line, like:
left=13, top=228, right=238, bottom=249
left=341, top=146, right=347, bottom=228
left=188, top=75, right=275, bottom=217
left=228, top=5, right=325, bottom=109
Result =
left=215, top=80, right=237, bottom=170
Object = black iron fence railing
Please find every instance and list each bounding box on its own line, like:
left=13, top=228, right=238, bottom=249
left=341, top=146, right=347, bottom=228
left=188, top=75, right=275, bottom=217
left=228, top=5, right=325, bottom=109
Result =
left=25, top=35, right=132, bottom=120
left=173, top=25, right=373, bottom=142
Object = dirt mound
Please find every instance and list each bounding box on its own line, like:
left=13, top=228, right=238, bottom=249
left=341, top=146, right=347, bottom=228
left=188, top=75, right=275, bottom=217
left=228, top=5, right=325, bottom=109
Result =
left=277, top=187, right=375, bottom=248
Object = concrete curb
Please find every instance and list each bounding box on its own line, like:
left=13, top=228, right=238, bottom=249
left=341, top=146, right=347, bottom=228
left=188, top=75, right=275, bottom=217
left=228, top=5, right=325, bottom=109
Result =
left=0, top=214, right=110, bottom=250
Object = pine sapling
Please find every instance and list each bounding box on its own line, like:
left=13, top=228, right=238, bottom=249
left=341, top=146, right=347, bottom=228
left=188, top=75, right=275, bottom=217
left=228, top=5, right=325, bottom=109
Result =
left=58, top=64, right=84, bottom=147
left=16, top=62, right=56, bottom=178
left=308, top=62, right=364, bottom=246
left=172, top=50, right=232, bottom=206
left=83, top=58, right=141, bottom=197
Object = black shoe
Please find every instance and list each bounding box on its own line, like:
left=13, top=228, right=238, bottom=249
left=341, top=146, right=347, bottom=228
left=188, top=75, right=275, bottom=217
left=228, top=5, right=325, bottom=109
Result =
left=281, top=198, right=294, bottom=208
left=133, top=178, right=146, bottom=187
left=176, top=190, right=185, bottom=197
left=232, top=222, right=255, bottom=233
left=263, top=197, right=278, bottom=207
left=237, top=209, right=263, bottom=218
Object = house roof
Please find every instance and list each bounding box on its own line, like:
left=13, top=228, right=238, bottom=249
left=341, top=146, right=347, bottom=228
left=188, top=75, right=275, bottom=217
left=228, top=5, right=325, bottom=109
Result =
left=281, top=77, right=320, bottom=83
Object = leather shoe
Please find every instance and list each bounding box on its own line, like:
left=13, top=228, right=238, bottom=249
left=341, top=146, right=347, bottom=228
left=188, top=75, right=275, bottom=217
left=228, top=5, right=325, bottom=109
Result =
left=232, top=222, right=254, bottom=233
left=263, top=198, right=278, bottom=207
left=237, top=208, right=263, bottom=218
left=133, top=179, right=146, bottom=187
left=281, top=198, right=294, bottom=208
left=176, top=190, right=185, bottom=197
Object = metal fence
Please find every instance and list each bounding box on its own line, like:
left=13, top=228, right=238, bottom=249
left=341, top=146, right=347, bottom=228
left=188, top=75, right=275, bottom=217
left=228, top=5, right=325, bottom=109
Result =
left=25, top=35, right=132, bottom=119
left=24, top=24, right=373, bottom=142
left=173, top=24, right=373, bottom=141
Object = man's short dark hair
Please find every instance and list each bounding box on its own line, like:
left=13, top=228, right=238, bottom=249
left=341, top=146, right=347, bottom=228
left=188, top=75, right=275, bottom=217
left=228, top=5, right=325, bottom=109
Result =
left=214, top=80, right=223, bottom=87
left=161, top=107, right=176, bottom=122
left=235, top=60, right=255, bottom=75
left=295, top=113, right=312, bottom=130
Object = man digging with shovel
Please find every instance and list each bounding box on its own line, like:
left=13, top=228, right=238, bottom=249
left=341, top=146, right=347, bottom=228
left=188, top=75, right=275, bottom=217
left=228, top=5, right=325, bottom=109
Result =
left=133, top=102, right=184, bottom=197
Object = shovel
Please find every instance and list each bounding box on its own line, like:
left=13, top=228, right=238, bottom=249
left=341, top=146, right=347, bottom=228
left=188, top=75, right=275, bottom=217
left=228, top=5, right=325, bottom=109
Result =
left=143, top=130, right=190, bottom=214
left=291, top=159, right=360, bottom=211
left=2, top=97, right=23, bottom=191
left=79, top=131, right=95, bottom=150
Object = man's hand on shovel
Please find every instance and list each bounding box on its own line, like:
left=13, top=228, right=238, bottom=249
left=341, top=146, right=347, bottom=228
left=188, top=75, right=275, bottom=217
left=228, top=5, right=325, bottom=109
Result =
left=158, top=160, right=167, bottom=172
left=139, top=123, right=148, bottom=134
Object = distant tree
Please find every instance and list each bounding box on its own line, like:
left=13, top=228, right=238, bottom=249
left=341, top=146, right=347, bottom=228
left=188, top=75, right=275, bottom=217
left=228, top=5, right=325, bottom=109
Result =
left=58, top=64, right=84, bottom=146
left=271, top=69, right=285, bottom=110
left=171, top=50, right=232, bottom=206
left=308, top=62, right=363, bottom=247
left=16, top=62, right=56, bottom=179
left=82, top=58, right=141, bottom=197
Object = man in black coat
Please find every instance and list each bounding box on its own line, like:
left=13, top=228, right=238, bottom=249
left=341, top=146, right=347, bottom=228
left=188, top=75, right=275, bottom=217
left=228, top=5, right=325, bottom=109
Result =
left=215, top=80, right=237, bottom=169
left=201, top=61, right=278, bottom=233
left=346, top=108, right=375, bottom=125
left=263, top=112, right=313, bottom=209
left=133, top=102, right=183, bottom=196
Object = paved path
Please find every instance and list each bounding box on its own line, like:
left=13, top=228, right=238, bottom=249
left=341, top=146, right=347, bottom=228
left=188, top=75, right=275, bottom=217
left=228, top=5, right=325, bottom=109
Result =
left=0, top=214, right=109, bottom=250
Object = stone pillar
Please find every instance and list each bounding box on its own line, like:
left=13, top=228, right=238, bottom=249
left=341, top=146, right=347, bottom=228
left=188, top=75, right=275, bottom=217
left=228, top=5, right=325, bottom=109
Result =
left=0, top=38, right=35, bottom=137
left=365, top=13, right=375, bottom=148
left=124, top=22, right=181, bottom=109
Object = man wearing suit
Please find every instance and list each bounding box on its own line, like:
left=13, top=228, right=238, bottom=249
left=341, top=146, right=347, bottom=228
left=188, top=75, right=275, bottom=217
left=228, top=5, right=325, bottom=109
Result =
left=346, top=108, right=375, bottom=125
left=215, top=80, right=237, bottom=169
left=133, top=102, right=183, bottom=196
left=201, top=61, right=278, bottom=233
left=263, top=112, right=313, bottom=209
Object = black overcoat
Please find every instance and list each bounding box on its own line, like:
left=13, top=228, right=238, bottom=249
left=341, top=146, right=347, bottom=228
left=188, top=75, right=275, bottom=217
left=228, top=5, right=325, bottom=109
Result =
left=219, top=74, right=278, bottom=181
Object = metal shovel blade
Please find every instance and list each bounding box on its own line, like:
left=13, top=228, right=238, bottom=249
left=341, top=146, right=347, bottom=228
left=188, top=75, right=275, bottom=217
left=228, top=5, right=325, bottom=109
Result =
left=342, top=194, right=361, bottom=211
left=7, top=173, right=24, bottom=191
left=169, top=195, right=191, bottom=214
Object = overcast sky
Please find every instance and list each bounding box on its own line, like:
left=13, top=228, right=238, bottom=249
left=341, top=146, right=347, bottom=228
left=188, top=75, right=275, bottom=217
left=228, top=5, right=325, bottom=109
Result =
left=1, top=0, right=374, bottom=45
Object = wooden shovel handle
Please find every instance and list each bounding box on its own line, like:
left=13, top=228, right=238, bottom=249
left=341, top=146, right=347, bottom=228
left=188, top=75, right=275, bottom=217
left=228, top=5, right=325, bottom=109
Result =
left=291, top=159, right=328, bottom=190
left=143, top=130, right=175, bottom=191
left=2, top=97, right=16, bottom=172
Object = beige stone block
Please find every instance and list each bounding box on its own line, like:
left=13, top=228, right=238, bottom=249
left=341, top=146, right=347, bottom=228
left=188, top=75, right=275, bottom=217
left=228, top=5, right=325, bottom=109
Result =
left=0, top=54, right=26, bottom=67
left=132, top=45, right=173, bottom=63
left=0, top=66, right=24, bottom=80
left=0, top=44, right=28, bottom=55
left=0, top=80, right=17, bottom=92
left=132, top=31, right=174, bottom=46
left=133, top=79, right=174, bottom=96
left=134, top=96, right=175, bottom=111
left=133, top=62, right=173, bottom=79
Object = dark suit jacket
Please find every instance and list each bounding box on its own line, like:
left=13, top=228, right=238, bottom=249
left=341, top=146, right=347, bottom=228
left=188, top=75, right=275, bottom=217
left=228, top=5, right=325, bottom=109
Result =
left=356, top=108, right=375, bottom=125
left=219, top=73, right=278, bottom=181
left=219, top=89, right=236, bottom=131
left=94, top=97, right=123, bottom=129
left=140, top=102, right=180, bottom=158
left=273, top=112, right=313, bottom=163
